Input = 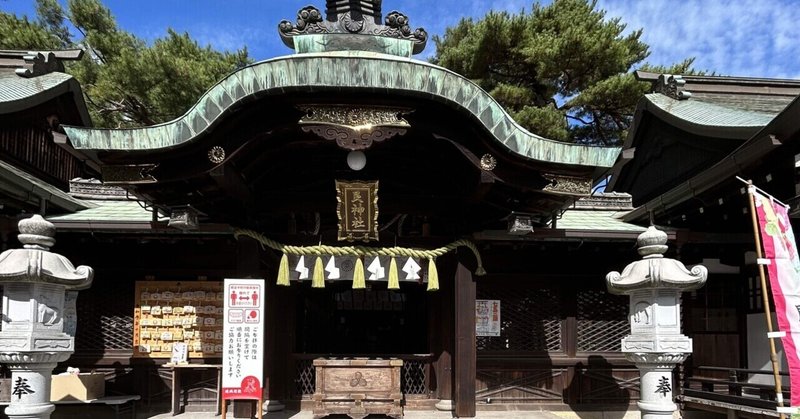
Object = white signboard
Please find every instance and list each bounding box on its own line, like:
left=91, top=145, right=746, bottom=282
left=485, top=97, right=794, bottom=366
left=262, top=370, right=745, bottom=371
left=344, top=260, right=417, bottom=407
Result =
left=171, top=342, right=188, bottom=364
left=222, top=278, right=265, bottom=400
left=476, top=299, right=501, bottom=337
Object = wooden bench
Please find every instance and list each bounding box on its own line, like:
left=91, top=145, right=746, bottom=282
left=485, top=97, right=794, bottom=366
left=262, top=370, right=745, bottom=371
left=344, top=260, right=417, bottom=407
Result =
left=0, top=395, right=140, bottom=419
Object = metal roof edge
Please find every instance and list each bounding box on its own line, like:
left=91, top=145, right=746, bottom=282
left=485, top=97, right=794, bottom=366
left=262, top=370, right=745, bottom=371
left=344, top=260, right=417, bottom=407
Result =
left=0, top=159, right=94, bottom=213
left=473, top=228, right=672, bottom=242
left=0, top=74, right=90, bottom=126
left=63, top=51, right=619, bottom=168
left=642, top=94, right=768, bottom=139
left=636, top=70, right=800, bottom=88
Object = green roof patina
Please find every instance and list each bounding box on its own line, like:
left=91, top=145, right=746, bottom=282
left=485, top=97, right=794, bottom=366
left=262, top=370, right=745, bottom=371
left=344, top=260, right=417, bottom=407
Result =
left=47, top=199, right=164, bottom=223
left=0, top=70, right=89, bottom=124
left=64, top=51, right=620, bottom=168
left=555, top=209, right=645, bottom=232
left=643, top=93, right=776, bottom=136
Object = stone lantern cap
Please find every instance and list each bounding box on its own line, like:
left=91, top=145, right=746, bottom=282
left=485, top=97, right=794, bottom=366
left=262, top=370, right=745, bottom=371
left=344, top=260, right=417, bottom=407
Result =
left=606, top=226, right=706, bottom=294
left=0, top=215, right=93, bottom=289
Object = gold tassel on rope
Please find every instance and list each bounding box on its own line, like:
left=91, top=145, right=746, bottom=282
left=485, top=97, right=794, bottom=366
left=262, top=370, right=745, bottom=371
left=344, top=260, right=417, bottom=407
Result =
left=427, top=258, right=439, bottom=291
left=312, top=256, right=325, bottom=288
left=388, top=257, right=400, bottom=290
left=277, top=253, right=290, bottom=286
left=353, top=257, right=366, bottom=289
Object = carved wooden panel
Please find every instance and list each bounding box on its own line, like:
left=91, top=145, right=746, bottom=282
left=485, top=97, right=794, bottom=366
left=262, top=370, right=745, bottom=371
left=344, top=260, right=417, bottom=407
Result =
left=312, top=358, right=402, bottom=419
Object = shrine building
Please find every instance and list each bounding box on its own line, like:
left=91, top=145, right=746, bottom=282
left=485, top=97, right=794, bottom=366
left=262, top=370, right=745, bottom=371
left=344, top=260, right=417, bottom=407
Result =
left=6, top=1, right=800, bottom=418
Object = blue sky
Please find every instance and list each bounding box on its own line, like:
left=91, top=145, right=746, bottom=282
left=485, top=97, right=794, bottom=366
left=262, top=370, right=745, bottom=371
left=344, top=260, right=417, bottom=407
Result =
left=3, top=0, right=799, bottom=79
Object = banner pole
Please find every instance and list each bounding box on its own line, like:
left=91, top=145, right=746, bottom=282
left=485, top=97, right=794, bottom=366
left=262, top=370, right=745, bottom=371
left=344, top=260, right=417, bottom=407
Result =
left=746, top=180, right=786, bottom=418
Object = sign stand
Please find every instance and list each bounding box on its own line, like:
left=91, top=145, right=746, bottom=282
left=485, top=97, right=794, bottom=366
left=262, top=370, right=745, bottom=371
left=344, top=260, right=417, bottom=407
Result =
left=221, top=398, right=263, bottom=419
left=221, top=278, right=266, bottom=419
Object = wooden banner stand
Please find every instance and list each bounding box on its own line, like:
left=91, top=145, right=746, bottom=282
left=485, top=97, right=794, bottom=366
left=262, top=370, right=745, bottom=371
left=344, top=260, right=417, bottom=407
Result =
left=742, top=177, right=788, bottom=419
left=221, top=398, right=263, bottom=419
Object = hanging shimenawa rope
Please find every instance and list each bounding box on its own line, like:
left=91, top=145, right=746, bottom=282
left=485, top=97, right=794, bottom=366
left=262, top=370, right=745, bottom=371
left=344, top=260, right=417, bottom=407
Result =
left=233, top=229, right=486, bottom=291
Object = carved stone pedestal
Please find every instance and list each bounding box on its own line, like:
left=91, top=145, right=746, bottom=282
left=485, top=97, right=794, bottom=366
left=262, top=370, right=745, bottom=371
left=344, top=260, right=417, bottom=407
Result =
left=0, top=353, right=70, bottom=419
left=312, top=358, right=403, bottom=419
left=626, top=353, right=689, bottom=419
left=0, top=215, right=93, bottom=419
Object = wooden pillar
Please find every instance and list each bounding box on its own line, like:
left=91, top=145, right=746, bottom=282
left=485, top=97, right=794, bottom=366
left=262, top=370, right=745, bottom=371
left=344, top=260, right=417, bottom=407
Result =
left=431, top=266, right=454, bottom=407
left=263, top=275, right=290, bottom=411
left=454, top=261, right=476, bottom=417
left=266, top=279, right=291, bottom=405
left=234, top=235, right=260, bottom=418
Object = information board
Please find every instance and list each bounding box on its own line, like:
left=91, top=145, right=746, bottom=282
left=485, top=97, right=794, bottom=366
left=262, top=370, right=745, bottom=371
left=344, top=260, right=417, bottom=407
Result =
left=476, top=299, right=501, bottom=337
left=222, top=278, right=265, bottom=401
left=133, top=280, right=223, bottom=358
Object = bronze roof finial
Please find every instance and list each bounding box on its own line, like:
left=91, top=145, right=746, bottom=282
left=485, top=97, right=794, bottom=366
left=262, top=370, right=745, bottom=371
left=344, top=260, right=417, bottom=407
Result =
left=278, top=0, right=427, bottom=56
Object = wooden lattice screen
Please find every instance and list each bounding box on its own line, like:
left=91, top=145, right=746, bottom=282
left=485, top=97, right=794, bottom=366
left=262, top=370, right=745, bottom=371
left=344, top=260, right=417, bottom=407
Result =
left=476, top=286, right=563, bottom=352
left=75, top=279, right=135, bottom=352
left=576, top=290, right=628, bottom=352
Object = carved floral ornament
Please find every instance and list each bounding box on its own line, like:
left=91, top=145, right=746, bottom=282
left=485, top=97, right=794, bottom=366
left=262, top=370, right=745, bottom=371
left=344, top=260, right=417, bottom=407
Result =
left=278, top=5, right=428, bottom=53
left=480, top=154, right=497, bottom=171
left=298, top=105, right=412, bottom=151
left=208, top=146, right=225, bottom=164
left=542, top=174, right=592, bottom=196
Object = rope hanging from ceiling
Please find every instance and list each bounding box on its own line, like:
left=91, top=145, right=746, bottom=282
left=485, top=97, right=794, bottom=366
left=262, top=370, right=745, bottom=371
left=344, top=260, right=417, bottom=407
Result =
left=233, top=229, right=486, bottom=291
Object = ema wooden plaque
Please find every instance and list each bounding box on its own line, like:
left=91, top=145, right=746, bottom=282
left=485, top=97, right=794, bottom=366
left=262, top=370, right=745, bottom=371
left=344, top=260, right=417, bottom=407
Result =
left=133, top=280, right=223, bottom=359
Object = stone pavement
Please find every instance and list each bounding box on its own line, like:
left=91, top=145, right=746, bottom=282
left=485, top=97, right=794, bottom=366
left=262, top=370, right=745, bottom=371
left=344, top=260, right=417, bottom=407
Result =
left=144, top=410, right=640, bottom=419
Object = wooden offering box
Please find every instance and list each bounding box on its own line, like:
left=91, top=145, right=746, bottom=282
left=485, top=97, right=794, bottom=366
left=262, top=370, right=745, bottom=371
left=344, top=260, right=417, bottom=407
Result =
left=312, top=358, right=403, bottom=419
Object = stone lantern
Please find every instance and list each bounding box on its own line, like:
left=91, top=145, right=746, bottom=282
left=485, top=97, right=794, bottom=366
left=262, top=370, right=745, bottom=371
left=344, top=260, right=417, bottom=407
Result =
left=0, top=215, right=93, bottom=419
left=606, top=226, right=707, bottom=419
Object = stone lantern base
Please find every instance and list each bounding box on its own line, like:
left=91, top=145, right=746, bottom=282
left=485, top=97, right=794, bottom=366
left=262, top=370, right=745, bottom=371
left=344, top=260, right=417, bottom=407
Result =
left=625, top=352, right=689, bottom=419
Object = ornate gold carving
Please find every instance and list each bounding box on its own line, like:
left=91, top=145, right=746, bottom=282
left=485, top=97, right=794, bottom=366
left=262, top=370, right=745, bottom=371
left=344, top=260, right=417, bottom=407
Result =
left=208, top=146, right=225, bottom=164
left=480, top=154, right=497, bottom=171
left=299, top=105, right=411, bottom=150
left=336, top=180, right=379, bottom=242
left=542, top=174, right=591, bottom=196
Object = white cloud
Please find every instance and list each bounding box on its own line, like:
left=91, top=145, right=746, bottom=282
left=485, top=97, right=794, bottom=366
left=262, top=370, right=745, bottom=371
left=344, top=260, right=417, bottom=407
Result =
left=190, top=25, right=268, bottom=53
left=597, top=0, right=800, bottom=78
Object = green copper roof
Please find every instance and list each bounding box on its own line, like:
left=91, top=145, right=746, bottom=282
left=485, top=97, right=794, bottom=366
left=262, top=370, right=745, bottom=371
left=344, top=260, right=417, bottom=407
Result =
left=293, top=34, right=414, bottom=57
left=47, top=199, right=163, bottom=222
left=643, top=93, right=775, bottom=137
left=556, top=209, right=645, bottom=232
left=0, top=70, right=90, bottom=124
left=64, top=51, right=620, bottom=168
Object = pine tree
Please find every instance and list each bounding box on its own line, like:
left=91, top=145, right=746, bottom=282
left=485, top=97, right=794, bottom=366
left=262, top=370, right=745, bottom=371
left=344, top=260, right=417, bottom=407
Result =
left=433, top=0, right=701, bottom=146
left=1, top=0, right=252, bottom=128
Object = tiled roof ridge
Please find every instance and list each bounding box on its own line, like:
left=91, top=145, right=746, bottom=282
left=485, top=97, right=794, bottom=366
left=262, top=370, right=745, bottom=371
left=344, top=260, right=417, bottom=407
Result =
left=0, top=49, right=83, bottom=78
left=63, top=51, right=621, bottom=169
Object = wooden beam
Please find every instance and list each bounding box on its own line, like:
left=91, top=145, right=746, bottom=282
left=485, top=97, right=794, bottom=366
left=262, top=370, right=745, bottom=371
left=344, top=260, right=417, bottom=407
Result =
left=209, top=164, right=255, bottom=206
left=454, top=261, right=476, bottom=417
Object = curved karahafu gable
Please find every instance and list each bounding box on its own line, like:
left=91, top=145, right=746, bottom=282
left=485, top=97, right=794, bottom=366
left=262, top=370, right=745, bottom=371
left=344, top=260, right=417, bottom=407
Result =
left=63, top=51, right=620, bottom=169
